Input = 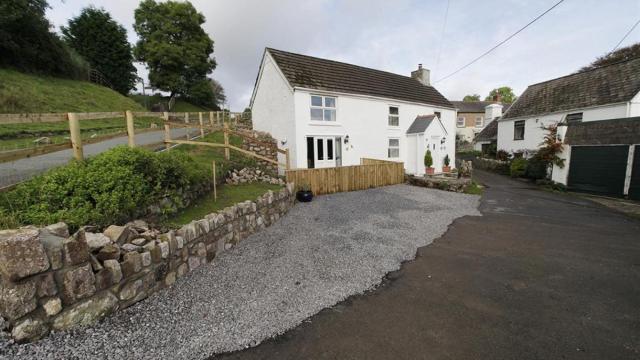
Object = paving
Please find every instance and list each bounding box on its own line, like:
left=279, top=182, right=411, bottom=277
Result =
left=218, top=170, right=640, bottom=360
left=0, top=128, right=189, bottom=187
left=0, top=184, right=479, bottom=360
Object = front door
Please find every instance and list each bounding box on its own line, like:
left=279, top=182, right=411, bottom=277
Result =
left=306, top=136, right=339, bottom=168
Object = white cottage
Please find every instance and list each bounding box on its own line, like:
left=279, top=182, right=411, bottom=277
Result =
left=496, top=57, right=640, bottom=198
left=250, top=48, right=456, bottom=175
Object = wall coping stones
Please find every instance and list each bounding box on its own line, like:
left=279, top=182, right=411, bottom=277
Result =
left=0, top=183, right=295, bottom=343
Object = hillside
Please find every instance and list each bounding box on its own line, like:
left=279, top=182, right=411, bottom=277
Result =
left=0, top=68, right=145, bottom=113
left=130, top=94, right=211, bottom=112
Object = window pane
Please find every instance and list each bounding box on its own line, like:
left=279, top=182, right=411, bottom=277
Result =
left=311, top=96, right=323, bottom=107
left=324, top=97, right=336, bottom=108
left=324, top=109, right=336, bottom=121
left=317, top=139, right=324, bottom=160
left=388, top=148, right=399, bottom=158
left=388, top=115, right=399, bottom=126
left=327, top=139, right=333, bottom=160
left=389, top=138, right=399, bottom=147
left=389, top=106, right=399, bottom=115
left=457, top=117, right=465, bottom=126
left=310, top=108, right=323, bottom=121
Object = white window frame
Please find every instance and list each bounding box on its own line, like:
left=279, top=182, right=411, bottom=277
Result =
left=388, top=106, right=399, bottom=127
left=310, top=95, right=337, bottom=122
left=388, top=138, right=400, bottom=158
left=475, top=116, right=484, bottom=128
left=457, top=116, right=465, bottom=127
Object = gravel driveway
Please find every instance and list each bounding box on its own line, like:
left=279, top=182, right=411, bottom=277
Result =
left=1, top=184, right=480, bottom=360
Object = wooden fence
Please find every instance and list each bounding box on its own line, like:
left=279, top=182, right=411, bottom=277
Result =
left=285, top=158, right=404, bottom=195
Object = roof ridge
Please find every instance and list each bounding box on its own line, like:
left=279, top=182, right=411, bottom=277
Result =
left=527, top=56, right=640, bottom=88
left=266, top=47, right=432, bottom=87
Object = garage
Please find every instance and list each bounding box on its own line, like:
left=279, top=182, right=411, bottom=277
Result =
left=629, top=149, right=640, bottom=201
left=568, top=146, right=629, bottom=197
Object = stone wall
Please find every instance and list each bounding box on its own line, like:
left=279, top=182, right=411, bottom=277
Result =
left=406, top=175, right=473, bottom=193
left=239, top=130, right=278, bottom=175
left=0, top=184, right=295, bottom=343
left=472, top=157, right=510, bottom=175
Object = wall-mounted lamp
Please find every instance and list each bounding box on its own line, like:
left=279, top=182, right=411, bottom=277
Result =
left=280, top=138, right=287, bottom=146
left=344, top=135, right=350, bottom=144
left=440, top=137, right=446, bottom=144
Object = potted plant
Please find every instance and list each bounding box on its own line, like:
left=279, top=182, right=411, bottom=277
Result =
left=424, top=150, right=434, bottom=175
left=295, top=183, right=313, bottom=202
left=442, top=154, right=451, bottom=173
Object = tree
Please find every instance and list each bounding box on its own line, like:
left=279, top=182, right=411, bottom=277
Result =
left=62, top=7, right=137, bottom=94
left=0, top=0, right=88, bottom=78
left=579, top=42, right=640, bottom=72
left=485, top=87, right=517, bottom=103
left=463, top=94, right=481, bottom=102
left=133, top=0, right=216, bottom=99
left=209, top=79, right=226, bottom=109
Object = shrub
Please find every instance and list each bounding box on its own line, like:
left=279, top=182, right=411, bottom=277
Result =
left=424, top=150, right=433, bottom=168
left=496, top=149, right=510, bottom=161
left=443, top=154, right=450, bottom=166
left=1, top=146, right=208, bottom=230
left=525, top=155, right=549, bottom=180
left=510, top=158, right=528, bottom=178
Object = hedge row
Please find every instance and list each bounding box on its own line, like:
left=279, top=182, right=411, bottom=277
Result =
left=0, top=147, right=209, bottom=230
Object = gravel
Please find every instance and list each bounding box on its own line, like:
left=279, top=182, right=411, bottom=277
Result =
left=0, top=184, right=480, bottom=360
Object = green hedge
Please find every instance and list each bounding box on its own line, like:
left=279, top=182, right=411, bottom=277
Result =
left=0, top=147, right=208, bottom=230
left=510, top=158, right=528, bottom=178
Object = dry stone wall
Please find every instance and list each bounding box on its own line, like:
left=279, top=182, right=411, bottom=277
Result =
left=0, top=184, right=295, bottom=343
left=239, top=130, right=278, bottom=175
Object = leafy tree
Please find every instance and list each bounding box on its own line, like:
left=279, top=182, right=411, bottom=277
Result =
left=579, top=42, right=640, bottom=72
left=463, top=94, right=481, bottom=102
left=209, top=79, right=226, bottom=109
left=485, top=87, right=517, bottom=103
left=133, top=0, right=216, bottom=99
left=62, top=7, right=137, bottom=94
left=0, top=0, right=88, bottom=78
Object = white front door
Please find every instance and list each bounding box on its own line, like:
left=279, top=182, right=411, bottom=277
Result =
left=309, top=136, right=338, bottom=168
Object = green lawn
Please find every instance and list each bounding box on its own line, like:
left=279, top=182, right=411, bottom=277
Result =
left=130, top=94, right=211, bottom=112
left=0, top=68, right=144, bottom=113
left=165, top=182, right=283, bottom=227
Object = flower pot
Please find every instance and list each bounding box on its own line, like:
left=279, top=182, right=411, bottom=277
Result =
left=442, top=166, right=451, bottom=173
left=425, top=167, right=435, bottom=175
left=296, top=190, right=313, bottom=202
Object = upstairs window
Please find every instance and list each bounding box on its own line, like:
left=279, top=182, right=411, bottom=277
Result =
left=566, top=112, right=583, bottom=124
left=310, top=95, right=336, bottom=121
left=388, top=106, right=399, bottom=126
left=514, top=120, right=525, bottom=140
left=475, top=116, right=484, bottom=128
left=388, top=138, right=400, bottom=158
left=457, top=116, right=465, bottom=127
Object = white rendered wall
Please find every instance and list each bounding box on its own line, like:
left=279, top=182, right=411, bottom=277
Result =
left=250, top=54, right=296, bottom=169
left=292, top=89, right=456, bottom=172
left=497, top=103, right=629, bottom=154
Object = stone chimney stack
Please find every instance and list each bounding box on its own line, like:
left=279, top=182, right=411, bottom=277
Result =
left=411, top=64, right=430, bottom=86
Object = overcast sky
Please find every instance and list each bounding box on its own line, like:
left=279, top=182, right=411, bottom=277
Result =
left=47, top=0, right=640, bottom=111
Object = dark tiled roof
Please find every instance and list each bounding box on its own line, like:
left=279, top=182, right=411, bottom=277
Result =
left=267, top=48, right=453, bottom=108
left=503, top=57, right=640, bottom=119
left=406, top=115, right=435, bottom=134
left=564, top=117, right=640, bottom=145
left=474, top=119, right=498, bottom=142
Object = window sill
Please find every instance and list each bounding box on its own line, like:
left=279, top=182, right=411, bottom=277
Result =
left=308, top=121, right=342, bottom=127
left=387, top=126, right=401, bottom=130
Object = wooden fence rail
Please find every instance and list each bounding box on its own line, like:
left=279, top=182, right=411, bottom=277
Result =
left=285, top=158, right=404, bottom=195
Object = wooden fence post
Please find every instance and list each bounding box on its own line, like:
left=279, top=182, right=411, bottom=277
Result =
left=209, top=111, right=214, bottom=128
left=285, top=148, right=290, bottom=170
left=199, top=112, right=205, bottom=138
left=223, top=122, right=230, bottom=160
left=212, top=161, right=217, bottom=201
left=163, top=112, right=171, bottom=150
left=125, top=110, right=135, bottom=148
left=184, top=112, right=190, bottom=140
left=68, top=113, right=83, bottom=160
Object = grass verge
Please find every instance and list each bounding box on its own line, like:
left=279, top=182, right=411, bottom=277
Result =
left=164, top=182, right=283, bottom=227
left=464, top=182, right=484, bottom=195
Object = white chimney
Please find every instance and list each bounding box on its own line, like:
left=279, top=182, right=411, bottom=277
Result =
left=484, top=103, right=503, bottom=124
left=411, top=64, right=430, bottom=86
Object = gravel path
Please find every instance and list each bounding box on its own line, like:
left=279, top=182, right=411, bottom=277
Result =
left=0, top=128, right=189, bottom=187
left=0, top=185, right=480, bottom=360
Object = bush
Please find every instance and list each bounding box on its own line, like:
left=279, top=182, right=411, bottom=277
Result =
left=525, top=155, right=549, bottom=180
left=424, top=150, right=433, bottom=168
left=510, top=158, right=528, bottom=178
left=496, top=149, right=510, bottom=161
left=1, top=146, right=208, bottom=230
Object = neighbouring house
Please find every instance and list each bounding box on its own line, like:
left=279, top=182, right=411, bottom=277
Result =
left=451, top=99, right=510, bottom=143
left=497, top=57, right=640, bottom=198
left=473, top=117, right=498, bottom=153
left=250, top=48, right=457, bottom=175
